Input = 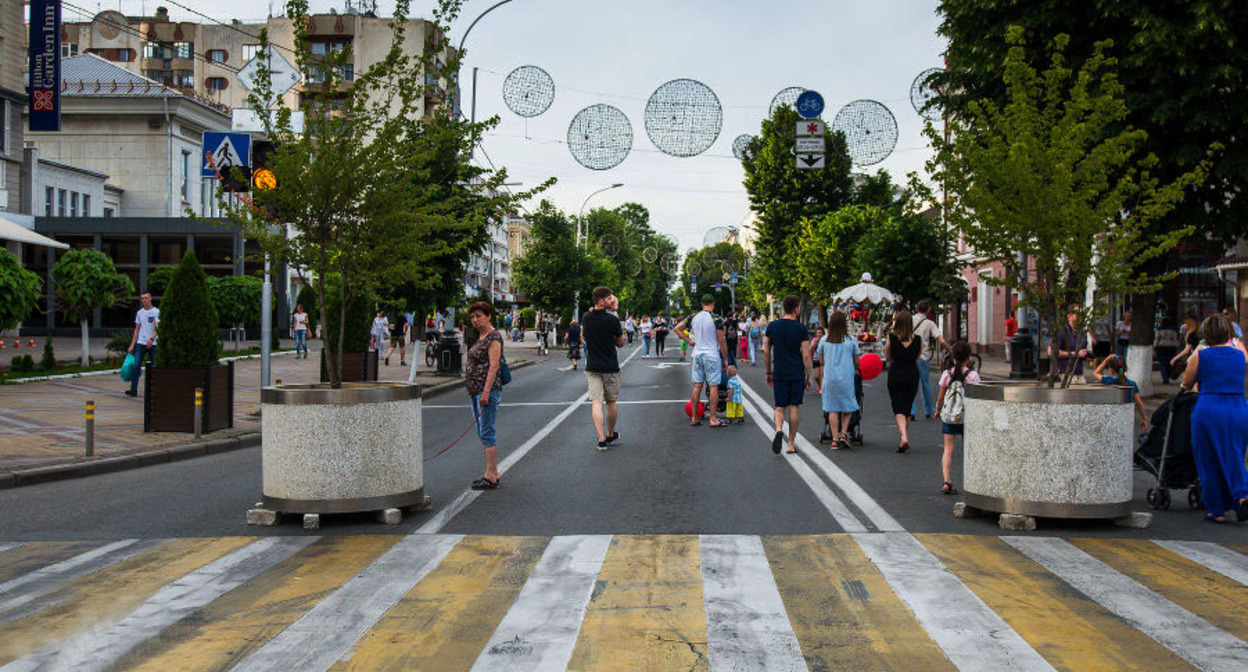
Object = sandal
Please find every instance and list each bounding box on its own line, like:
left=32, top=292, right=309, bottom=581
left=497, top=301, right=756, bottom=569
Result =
left=785, top=447, right=797, bottom=454
left=1238, top=498, right=1248, bottom=523
left=896, top=441, right=910, bottom=454
left=941, top=482, right=959, bottom=495
left=771, top=431, right=784, bottom=455
left=838, top=434, right=852, bottom=451
left=470, top=477, right=500, bottom=490
left=708, top=418, right=727, bottom=428
left=1203, top=513, right=1228, bottom=524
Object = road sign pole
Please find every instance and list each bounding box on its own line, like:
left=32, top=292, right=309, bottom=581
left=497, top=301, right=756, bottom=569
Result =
left=261, top=254, right=272, bottom=389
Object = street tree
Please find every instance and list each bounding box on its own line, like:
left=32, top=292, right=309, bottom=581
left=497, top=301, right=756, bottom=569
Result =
left=513, top=201, right=593, bottom=318
left=795, top=205, right=887, bottom=325
left=0, top=249, right=43, bottom=343
left=851, top=211, right=965, bottom=310
left=51, top=249, right=134, bottom=367
left=924, top=28, right=1212, bottom=388
left=679, top=242, right=751, bottom=315
left=935, top=0, right=1246, bottom=355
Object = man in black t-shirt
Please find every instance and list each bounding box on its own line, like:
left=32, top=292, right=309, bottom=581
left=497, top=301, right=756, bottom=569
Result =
left=583, top=286, right=626, bottom=450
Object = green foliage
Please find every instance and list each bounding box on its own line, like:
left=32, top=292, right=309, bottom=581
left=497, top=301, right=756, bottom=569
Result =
left=294, top=284, right=318, bottom=333
left=678, top=243, right=751, bottom=314
left=147, top=266, right=177, bottom=296
left=513, top=201, right=593, bottom=314
left=156, top=251, right=221, bottom=367
left=105, top=330, right=131, bottom=359
left=795, top=205, right=887, bottom=316
left=208, top=275, right=263, bottom=328
left=851, top=211, right=966, bottom=309
left=323, top=277, right=374, bottom=353
left=52, top=249, right=134, bottom=320
left=0, top=248, right=43, bottom=333
left=519, top=307, right=536, bottom=328
left=923, top=29, right=1211, bottom=385
left=41, top=336, right=55, bottom=371
left=10, top=355, right=33, bottom=373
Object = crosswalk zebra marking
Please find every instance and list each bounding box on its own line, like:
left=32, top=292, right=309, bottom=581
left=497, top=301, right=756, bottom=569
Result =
left=0, top=544, right=25, bottom=555
left=470, top=535, right=612, bottom=672
left=1005, top=536, right=1248, bottom=672
left=855, top=532, right=1057, bottom=671
left=0, top=536, right=315, bottom=672
left=701, top=535, right=807, bottom=672
left=1153, top=539, right=1248, bottom=586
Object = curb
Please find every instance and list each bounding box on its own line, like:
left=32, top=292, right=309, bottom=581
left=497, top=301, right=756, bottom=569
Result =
left=2, top=350, right=297, bottom=385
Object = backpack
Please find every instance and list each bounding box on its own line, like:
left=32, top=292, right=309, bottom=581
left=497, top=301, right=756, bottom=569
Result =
left=940, top=377, right=966, bottom=424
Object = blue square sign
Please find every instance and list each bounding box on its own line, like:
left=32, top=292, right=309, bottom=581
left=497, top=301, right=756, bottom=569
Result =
left=202, top=132, right=251, bottom=178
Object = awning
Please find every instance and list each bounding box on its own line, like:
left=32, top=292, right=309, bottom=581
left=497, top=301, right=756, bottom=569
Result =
left=0, top=215, right=69, bottom=249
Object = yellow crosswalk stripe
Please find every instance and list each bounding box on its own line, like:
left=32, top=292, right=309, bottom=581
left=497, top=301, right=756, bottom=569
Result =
left=566, top=535, right=709, bottom=672
left=1070, top=538, right=1248, bottom=641
left=764, top=535, right=956, bottom=671
left=330, top=536, right=548, bottom=672
left=118, top=536, right=400, bottom=672
left=0, top=541, right=105, bottom=585
left=0, top=536, right=254, bottom=666
left=921, top=534, right=1196, bottom=672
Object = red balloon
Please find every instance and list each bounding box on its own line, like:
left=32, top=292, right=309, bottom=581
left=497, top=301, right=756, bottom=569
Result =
left=860, top=353, right=884, bottom=381
left=685, top=400, right=707, bottom=418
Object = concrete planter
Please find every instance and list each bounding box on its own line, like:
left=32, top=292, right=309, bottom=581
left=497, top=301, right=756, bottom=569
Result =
left=260, top=382, right=423, bottom=514
left=963, top=382, right=1135, bottom=519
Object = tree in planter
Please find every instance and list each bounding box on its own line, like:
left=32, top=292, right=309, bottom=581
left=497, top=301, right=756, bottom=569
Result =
left=226, top=0, right=550, bottom=387
left=51, top=249, right=135, bottom=367
left=922, top=28, right=1213, bottom=387
left=156, top=251, right=221, bottom=367
left=0, top=249, right=43, bottom=358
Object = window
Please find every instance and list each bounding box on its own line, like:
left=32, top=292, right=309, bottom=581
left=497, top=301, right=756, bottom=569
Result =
left=45, top=186, right=54, bottom=217
left=57, top=189, right=66, bottom=217
left=309, top=40, right=346, bottom=56
left=143, top=42, right=168, bottom=60
left=116, top=49, right=134, bottom=62
left=173, top=72, right=194, bottom=88
left=83, top=195, right=91, bottom=217
left=206, top=49, right=228, bottom=63
left=70, top=192, right=79, bottom=217
left=206, top=77, right=228, bottom=91
left=174, top=42, right=194, bottom=60
left=61, top=43, right=78, bottom=59
left=103, top=207, right=115, bottom=218
left=0, top=99, right=6, bottom=155
left=181, top=151, right=191, bottom=200
left=242, top=44, right=262, bottom=61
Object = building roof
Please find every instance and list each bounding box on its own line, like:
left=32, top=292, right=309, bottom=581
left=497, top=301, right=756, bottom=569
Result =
left=1213, top=254, right=1248, bottom=271
left=58, top=54, right=179, bottom=98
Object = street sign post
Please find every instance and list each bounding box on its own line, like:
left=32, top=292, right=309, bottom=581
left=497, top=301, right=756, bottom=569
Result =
left=796, top=154, right=826, bottom=169
left=795, top=137, right=826, bottom=153
left=202, top=132, right=251, bottom=178
left=796, top=120, right=825, bottom=136
left=795, top=117, right=825, bottom=170
left=237, top=50, right=303, bottom=97
left=795, top=90, right=824, bottom=119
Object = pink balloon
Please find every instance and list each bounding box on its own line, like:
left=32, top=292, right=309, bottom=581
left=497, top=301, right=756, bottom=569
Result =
left=860, top=353, right=883, bottom=381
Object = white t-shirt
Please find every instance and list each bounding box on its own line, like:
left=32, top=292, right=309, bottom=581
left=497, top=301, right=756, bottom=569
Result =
left=690, top=311, right=720, bottom=358
left=135, top=307, right=160, bottom=345
left=913, top=315, right=941, bottom=361
left=939, top=368, right=981, bottom=388
left=640, top=320, right=653, bottom=335
left=293, top=312, right=308, bottom=332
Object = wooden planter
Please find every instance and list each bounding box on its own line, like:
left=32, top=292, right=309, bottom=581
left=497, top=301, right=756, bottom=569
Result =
left=144, top=362, right=234, bottom=433
left=320, top=350, right=379, bottom=383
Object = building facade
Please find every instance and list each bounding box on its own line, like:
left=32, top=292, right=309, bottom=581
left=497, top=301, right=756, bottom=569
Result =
left=0, top=0, right=27, bottom=219
left=465, top=216, right=514, bottom=304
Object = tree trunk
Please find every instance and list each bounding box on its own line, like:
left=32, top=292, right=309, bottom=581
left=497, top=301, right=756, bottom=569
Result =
left=79, top=317, right=90, bottom=368
left=1129, top=290, right=1158, bottom=398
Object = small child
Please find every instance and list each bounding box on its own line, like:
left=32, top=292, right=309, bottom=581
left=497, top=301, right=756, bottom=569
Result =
left=936, top=341, right=980, bottom=495
left=679, top=336, right=689, bottom=362
left=725, top=365, right=744, bottom=424
left=1088, top=354, right=1149, bottom=432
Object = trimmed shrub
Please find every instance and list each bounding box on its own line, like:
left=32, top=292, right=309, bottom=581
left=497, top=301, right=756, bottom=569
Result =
left=156, top=251, right=221, bottom=367
left=105, top=330, right=131, bottom=359
left=519, top=307, right=536, bottom=329
left=323, top=277, right=374, bottom=353
left=41, top=336, right=55, bottom=371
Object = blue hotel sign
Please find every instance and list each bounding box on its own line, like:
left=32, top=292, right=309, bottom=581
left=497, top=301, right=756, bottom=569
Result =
left=28, top=0, right=62, bottom=132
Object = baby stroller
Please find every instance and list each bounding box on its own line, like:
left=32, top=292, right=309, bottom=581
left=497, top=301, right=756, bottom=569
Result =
left=820, top=373, right=865, bottom=447
left=1136, top=391, right=1201, bottom=510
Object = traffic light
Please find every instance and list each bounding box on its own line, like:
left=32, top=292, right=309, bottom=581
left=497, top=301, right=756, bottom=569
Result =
left=249, top=140, right=280, bottom=220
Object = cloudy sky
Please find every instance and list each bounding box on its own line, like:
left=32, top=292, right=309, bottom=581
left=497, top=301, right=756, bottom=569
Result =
left=91, top=1, right=947, bottom=253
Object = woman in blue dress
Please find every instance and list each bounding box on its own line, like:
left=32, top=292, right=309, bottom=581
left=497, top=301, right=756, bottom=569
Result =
left=1180, top=315, right=1248, bottom=523
left=820, top=311, right=861, bottom=450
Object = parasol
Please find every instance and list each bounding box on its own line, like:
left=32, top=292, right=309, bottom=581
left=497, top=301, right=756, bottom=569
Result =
left=832, top=273, right=897, bottom=305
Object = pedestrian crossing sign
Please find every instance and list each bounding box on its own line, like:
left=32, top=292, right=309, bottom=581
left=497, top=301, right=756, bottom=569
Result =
left=202, top=132, right=251, bottom=178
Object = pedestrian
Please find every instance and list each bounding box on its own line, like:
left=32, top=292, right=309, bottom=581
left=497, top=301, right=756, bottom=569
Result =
left=640, top=315, right=653, bottom=358
left=885, top=309, right=920, bottom=453
left=1056, top=305, right=1089, bottom=379
left=292, top=303, right=309, bottom=359
left=385, top=311, right=409, bottom=366
left=724, top=315, right=740, bottom=367
left=764, top=295, right=813, bottom=453
left=654, top=313, right=669, bottom=358
left=371, top=311, right=390, bottom=363
left=125, top=291, right=159, bottom=397
left=1004, top=309, right=1018, bottom=363
left=810, top=326, right=826, bottom=395
left=1090, top=311, right=1113, bottom=360
left=536, top=313, right=551, bottom=353
left=583, top=286, right=625, bottom=450
left=1087, top=354, right=1149, bottom=432
left=935, top=341, right=979, bottom=495
left=679, top=330, right=689, bottom=361
left=565, top=320, right=582, bottom=370
left=464, top=301, right=504, bottom=491
left=912, top=301, right=949, bottom=419
left=819, top=311, right=860, bottom=450
left=1115, top=311, right=1132, bottom=362
left=725, top=364, right=744, bottom=424
left=1171, top=312, right=1203, bottom=373
left=1154, top=315, right=1180, bottom=385
left=625, top=315, right=636, bottom=345
left=676, top=294, right=729, bottom=428
left=747, top=314, right=762, bottom=366
left=1222, top=308, right=1244, bottom=341
left=1180, top=315, right=1248, bottom=523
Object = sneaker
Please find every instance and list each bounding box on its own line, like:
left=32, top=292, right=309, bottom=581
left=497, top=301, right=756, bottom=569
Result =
left=771, top=431, right=784, bottom=455
left=597, top=440, right=609, bottom=451
left=385, top=357, right=390, bottom=366
left=124, top=390, right=137, bottom=397
left=605, top=431, right=619, bottom=445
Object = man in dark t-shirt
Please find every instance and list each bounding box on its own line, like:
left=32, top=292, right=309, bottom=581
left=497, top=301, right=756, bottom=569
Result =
left=764, top=295, right=813, bottom=454
left=583, top=286, right=626, bottom=450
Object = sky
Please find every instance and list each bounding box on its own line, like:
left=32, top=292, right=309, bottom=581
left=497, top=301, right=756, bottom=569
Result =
left=91, top=0, right=948, bottom=254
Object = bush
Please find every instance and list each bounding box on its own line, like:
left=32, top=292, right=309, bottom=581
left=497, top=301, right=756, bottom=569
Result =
left=208, top=275, right=263, bottom=328
left=156, top=250, right=221, bottom=367
left=323, top=277, right=374, bottom=353
left=41, top=336, right=55, bottom=371
left=105, top=330, right=131, bottom=359
left=147, top=266, right=177, bottom=296
left=519, top=307, right=536, bottom=329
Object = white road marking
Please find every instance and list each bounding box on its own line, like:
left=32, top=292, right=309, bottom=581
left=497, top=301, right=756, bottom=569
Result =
left=1152, top=539, right=1248, bottom=586
left=1005, top=536, right=1248, bottom=672
left=0, top=543, right=25, bottom=554
left=738, top=392, right=866, bottom=532
left=856, top=532, right=1057, bottom=672
left=740, top=379, right=903, bottom=532
left=416, top=348, right=642, bottom=534
left=423, top=399, right=691, bottom=409
left=469, top=535, right=611, bottom=672
left=701, top=535, right=807, bottom=672
left=231, top=534, right=462, bottom=672
left=0, top=539, right=168, bottom=624
left=0, top=536, right=317, bottom=672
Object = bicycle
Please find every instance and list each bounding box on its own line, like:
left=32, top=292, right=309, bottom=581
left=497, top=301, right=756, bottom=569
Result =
left=536, top=332, right=549, bottom=356
left=425, top=335, right=440, bottom=368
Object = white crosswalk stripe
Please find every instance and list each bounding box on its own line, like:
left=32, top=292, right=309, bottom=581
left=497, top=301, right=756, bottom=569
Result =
left=0, top=543, right=25, bottom=554
left=1152, top=539, right=1248, bottom=586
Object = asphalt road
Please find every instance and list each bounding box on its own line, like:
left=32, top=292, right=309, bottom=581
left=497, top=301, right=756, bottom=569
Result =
left=1, top=339, right=1245, bottom=545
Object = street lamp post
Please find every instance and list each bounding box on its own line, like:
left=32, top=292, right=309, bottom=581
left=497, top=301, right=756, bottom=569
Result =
left=573, top=183, right=624, bottom=319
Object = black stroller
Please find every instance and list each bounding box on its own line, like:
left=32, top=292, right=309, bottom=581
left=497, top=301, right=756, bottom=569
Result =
left=820, top=373, right=865, bottom=447
left=1136, top=391, right=1201, bottom=510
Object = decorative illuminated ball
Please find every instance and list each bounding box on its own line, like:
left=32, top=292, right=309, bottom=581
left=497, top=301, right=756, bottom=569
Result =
left=685, top=400, right=707, bottom=418
left=860, top=353, right=884, bottom=381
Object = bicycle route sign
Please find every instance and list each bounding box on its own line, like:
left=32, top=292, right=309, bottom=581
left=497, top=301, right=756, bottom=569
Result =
left=794, top=98, right=826, bottom=170
left=795, top=90, right=824, bottom=119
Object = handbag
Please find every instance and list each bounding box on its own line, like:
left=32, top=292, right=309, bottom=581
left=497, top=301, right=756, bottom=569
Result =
left=498, top=355, right=512, bottom=386
left=119, top=353, right=137, bottom=382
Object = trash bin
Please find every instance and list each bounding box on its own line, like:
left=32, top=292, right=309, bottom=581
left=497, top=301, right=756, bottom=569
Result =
left=437, top=332, right=462, bottom=374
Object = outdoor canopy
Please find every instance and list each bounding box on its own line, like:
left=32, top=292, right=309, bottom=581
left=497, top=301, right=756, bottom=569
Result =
left=833, top=277, right=897, bottom=305
left=0, top=215, right=69, bottom=249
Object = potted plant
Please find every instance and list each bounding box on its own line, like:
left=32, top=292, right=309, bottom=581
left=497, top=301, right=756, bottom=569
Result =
left=925, top=29, right=1213, bottom=521
left=146, top=250, right=233, bottom=433
left=317, top=276, right=378, bottom=383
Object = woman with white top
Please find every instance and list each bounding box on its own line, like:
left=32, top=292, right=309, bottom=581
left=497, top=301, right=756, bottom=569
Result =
left=640, top=315, right=653, bottom=358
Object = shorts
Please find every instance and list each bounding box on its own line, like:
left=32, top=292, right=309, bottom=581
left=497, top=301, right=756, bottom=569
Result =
left=942, top=422, right=964, bottom=436
left=586, top=371, right=621, bottom=402
left=773, top=378, right=805, bottom=408
left=726, top=401, right=743, bottom=418
left=390, top=336, right=404, bottom=347
left=469, top=388, right=502, bottom=446
left=692, top=353, right=723, bottom=385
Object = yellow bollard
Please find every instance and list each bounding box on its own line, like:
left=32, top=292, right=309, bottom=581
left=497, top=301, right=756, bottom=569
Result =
left=85, top=400, right=95, bottom=456
left=194, top=388, right=203, bottom=439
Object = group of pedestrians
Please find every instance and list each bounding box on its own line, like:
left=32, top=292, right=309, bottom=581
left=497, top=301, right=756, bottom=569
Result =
left=631, top=314, right=672, bottom=358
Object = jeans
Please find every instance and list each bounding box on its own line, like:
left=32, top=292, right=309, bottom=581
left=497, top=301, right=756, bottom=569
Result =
left=130, top=343, right=156, bottom=394
left=1155, top=346, right=1176, bottom=384
left=643, top=334, right=651, bottom=355
left=469, top=388, right=502, bottom=447
left=912, top=357, right=933, bottom=417
left=294, top=329, right=307, bottom=357
left=748, top=336, right=760, bottom=364
left=655, top=332, right=667, bottom=356
left=725, top=338, right=738, bottom=366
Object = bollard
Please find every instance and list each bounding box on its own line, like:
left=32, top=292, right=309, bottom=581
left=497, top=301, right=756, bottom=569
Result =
left=85, top=400, right=95, bottom=456
left=194, top=387, right=203, bottom=440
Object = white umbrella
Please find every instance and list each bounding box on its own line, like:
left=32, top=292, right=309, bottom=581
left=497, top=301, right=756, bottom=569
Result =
left=832, top=273, right=897, bottom=305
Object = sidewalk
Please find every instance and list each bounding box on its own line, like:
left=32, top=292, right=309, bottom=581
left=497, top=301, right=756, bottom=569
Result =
left=0, top=335, right=544, bottom=484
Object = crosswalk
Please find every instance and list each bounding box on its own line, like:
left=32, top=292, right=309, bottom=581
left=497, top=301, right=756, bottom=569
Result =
left=0, top=533, right=1243, bottom=671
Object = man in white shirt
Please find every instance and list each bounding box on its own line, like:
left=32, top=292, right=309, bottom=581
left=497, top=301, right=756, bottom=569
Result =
left=126, top=291, right=160, bottom=397
left=675, top=295, right=729, bottom=428
left=912, top=300, right=950, bottom=419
